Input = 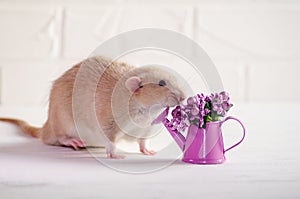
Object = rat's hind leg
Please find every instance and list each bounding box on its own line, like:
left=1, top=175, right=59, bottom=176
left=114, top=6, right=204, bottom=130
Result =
left=42, top=129, right=86, bottom=150
left=41, top=122, right=60, bottom=146
left=41, top=120, right=86, bottom=150
left=58, top=136, right=86, bottom=150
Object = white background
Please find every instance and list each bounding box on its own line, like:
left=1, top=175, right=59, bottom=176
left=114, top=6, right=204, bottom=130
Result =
left=0, top=1, right=300, bottom=198
left=0, top=0, right=300, bottom=109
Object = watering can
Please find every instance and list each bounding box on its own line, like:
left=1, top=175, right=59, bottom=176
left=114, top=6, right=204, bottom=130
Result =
left=152, top=107, right=246, bottom=164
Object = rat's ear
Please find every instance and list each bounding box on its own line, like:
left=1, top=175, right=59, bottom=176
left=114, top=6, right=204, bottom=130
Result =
left=125, top=76, right=142, bottom=93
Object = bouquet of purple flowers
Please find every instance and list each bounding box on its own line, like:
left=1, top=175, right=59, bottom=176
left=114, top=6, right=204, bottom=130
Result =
left=170, top=91, right=233, bottom=132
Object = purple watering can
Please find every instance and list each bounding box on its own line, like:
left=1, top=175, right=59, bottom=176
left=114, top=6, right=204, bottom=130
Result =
left=152, top=108, right=246, bottom=164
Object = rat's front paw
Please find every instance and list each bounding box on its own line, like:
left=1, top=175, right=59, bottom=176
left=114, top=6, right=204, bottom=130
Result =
left=140, top=148, right=156, bottom=155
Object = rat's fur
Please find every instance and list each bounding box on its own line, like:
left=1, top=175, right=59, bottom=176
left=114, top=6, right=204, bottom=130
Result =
left=0, top=56, right=185, bottom=158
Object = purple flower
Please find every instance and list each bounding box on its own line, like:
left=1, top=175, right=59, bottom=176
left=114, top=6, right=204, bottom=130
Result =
left=220, top=91, right=230, bottom=101
left=187, top=97, right=195, bottom=105
left=210, top=91, right=233, bottom=118
left=222, top=101, right=231, bottom=111
left=217, top=108, right=223, bottom=115
left=168, top=91, right=233, bottom=130
left=212, top=103, right=219, bottom=112
left=205, top=96, right=212, bottom=102
left=171, top=106, right=182, bottom=119
left=191, top=108, right=199, bottom=116
left=204, top=109, right=210, bottom=115
left=169, top=106, right=189, bottom=132
left=217, top=94, right=223, bottom=102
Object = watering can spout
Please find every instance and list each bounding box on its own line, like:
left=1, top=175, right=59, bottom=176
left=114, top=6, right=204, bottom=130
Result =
left=151, top=107, right=186, bottom=151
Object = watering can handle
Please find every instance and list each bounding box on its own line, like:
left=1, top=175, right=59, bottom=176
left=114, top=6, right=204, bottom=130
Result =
left=221, top=116, right=246, bottom=153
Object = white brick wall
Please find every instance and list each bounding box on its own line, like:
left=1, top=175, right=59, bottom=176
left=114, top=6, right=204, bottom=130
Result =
left=64, top=6, right=194, bottom=58
left=0, top=59, right=79, bottom=106
left=0, top=0, right=299, bottom=107
left=0, top=6, right=61, bottom=59
left=195, top=4, right=300, bottom=59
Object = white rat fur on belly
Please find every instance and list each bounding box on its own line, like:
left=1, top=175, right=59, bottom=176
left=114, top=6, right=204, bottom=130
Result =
left=0, top=56, right=185, bottom=158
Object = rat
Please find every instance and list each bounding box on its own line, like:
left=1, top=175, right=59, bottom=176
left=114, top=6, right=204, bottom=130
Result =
left=0, top=56, right=185, bottom=158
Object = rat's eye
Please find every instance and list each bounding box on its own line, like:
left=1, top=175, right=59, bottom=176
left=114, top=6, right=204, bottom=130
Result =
left=138, top=82, right=143, bottom=88
left=158, top=80, right=166, bottom=87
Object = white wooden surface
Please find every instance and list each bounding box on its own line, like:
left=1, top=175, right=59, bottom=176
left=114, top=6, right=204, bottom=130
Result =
left=0, top=103, right=299, bottom=199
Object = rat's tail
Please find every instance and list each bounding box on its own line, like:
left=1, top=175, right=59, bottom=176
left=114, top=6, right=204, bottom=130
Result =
left=0, top=118, right=41, bottom=138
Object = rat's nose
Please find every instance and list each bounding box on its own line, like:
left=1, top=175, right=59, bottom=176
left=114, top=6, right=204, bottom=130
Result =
left=180, top=96, right=185, bottom=101
left=179, top=92, right=186, bottom=101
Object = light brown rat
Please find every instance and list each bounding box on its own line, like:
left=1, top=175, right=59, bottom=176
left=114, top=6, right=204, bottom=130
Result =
left=0, top=56, right=185, bottom=158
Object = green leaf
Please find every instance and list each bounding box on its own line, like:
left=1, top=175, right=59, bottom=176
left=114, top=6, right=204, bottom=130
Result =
left=206, top=115, right=212, bottom=122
